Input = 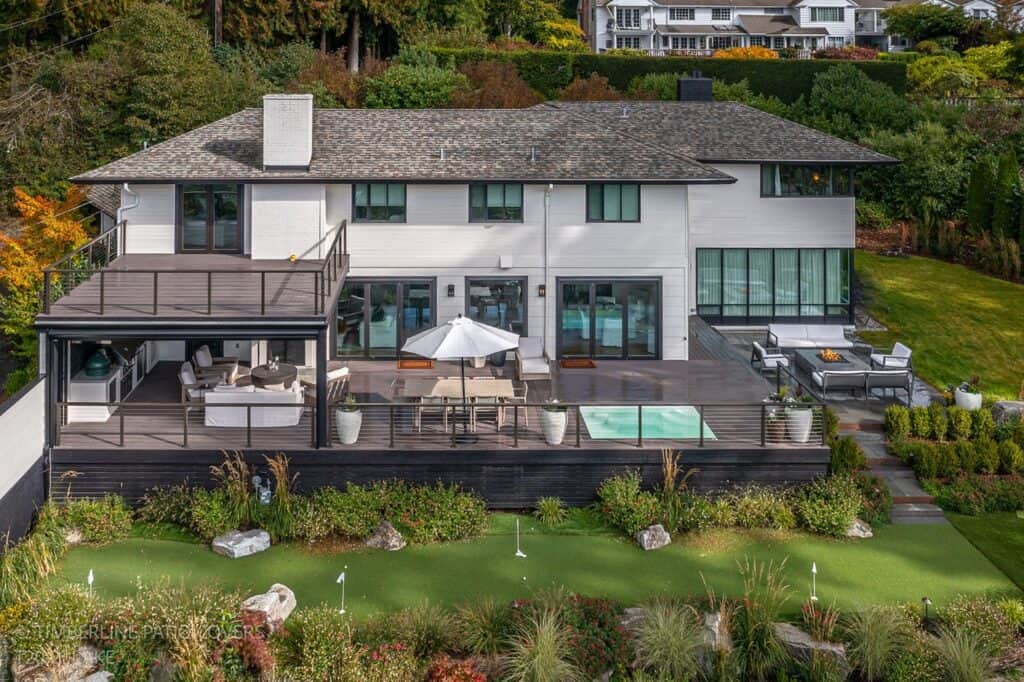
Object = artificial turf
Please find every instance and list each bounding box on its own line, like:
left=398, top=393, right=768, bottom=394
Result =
left=51, top=514, right=1017, bottom=618
left=855, top=251, right=1024, bottom=400
left=947, top=512, right=1024, bottom=590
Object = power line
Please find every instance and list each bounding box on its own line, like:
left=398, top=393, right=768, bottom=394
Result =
left=0, top=0, right=101, bottom=35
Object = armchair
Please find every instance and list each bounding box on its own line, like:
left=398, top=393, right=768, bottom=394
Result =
left=516, top=337, right=551, bottom=381
left=194, top=344, right=240, bottom=384
left=750, top=341, right=789, bottom=372
left=179, top=361, right=223, bottom=402
left=870, top=342, right=913, bottom=369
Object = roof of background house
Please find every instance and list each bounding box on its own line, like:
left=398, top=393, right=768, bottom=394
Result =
left=737, top=14, right=830, bottom=33
left=85, top=184, right=121, bottom=216
left=542, top=101, right=896, bottom=164
left=658, top=23, right=747, bottom=32
left=71, top=107, right=733, bottom=185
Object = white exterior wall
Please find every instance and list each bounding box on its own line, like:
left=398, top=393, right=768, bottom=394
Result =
left=0, top=379, right=45, bottom=502
left=794, top=0, right=856, bottom=41
left=120, top=184, right=175, bottom=254
left=249, top=184, right=326, bottom=260
left=340, top=183, right=690, bottom=360
left=686, top=163, right=854, bottom=313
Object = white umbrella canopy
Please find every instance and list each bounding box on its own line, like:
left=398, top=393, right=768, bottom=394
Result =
left=401, top=314, right=519, bottom=360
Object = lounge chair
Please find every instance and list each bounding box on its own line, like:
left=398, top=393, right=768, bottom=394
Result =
left=870, top=342, right=913, bottom=369
left=750, top=341, right=789, bottom=372
left=811, top=369, right=866, bottom=399
left=193, top=344, right=240, bottom=384
left=866, top=369, right=914, bottom=401
left=515, top=337, right=550, bottom=381
left=178, top=361, right=223, bottom=402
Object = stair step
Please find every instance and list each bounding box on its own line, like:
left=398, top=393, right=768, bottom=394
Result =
left=839, top=422, right=883, bottom=432
left=893, top=495, right=934, bottom=504
left=868, top=456, right=904, bottom=467
left=891, top=503, right=945, bottom=520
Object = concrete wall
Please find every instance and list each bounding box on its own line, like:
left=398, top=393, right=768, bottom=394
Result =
left=0, top=377, right=47, bottom=543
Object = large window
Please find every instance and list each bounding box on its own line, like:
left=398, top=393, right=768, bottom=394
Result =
left=353, top=183, right=406, bottom=222
left=810, top=7, right=844, bottom=21
left=178, top=184, right=242, bottom=253
left=760, top=164, right=853, bottom=197
left=466, top=278, right=527, bottom=335
left=336, top=279, right=434, bottom=358
left=586, top=184, right=640, bottom=222
left=559, top=279, right=659, bottom=359
left=615, top=35, right=641, bottom=48
left=669, top=7, right=695, bottom=20
left=696, top=248, right=851, bottom=322
left=469, top=183, right=523, bottom=222
left=711, top=8, right=732, bottom=20
left=616, top=7, right=641, bottom=27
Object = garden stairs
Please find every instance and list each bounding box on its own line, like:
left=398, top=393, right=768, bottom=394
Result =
left=839, top=415, right=948, bottom=525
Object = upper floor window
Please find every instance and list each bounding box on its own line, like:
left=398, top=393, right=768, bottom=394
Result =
left=470, top=183, right=523, bottom=222
left=763, top=7, right=785, bottom=14
left=669, top=7, right=695, bottom=20
left=616, top=7, right=642, bottom=27
left=711, top=8, right=732, bottom=20
left=353, top=183, right=406, bottom=222
left=972, top=8, right=990, bottom=18
left=760, top=164, right=853, bottom=197
left=809, top=7, right=844, bottom=21
left=587, top=184, right=640, bottom=222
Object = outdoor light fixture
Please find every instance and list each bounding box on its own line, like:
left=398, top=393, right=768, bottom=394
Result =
left=922, top=596, right=932, bottom=625
left=447, top=284, right=455, bottom=297
left=538, top=284, right=546, bottom=297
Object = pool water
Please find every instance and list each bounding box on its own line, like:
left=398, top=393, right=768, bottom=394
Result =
left=580, top=405, right=717, bottom=440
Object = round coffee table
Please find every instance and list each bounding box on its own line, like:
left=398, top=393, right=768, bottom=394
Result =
left=250, top=363, right=298, bottom=388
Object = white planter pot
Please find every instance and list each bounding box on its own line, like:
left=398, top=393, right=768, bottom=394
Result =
left=335, top=409, right=362, bottom=445
left=955, top=389, right=983, bottom=411
left=469, top=356, right=487, bottom=369
left=786, top=408, right=814, bottom=443
left=539, top=409, right=568, bottom=445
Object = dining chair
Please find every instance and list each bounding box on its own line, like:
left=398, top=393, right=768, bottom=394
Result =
left=471, top=395, right=502, bottom=432
left=416, top=395, right=448, bottom=432
left=506, top=382, right=528, bottom=428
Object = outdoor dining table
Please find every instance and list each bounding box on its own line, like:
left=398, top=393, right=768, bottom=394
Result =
left=250, top=362, right=298, bottom=388
left=398, top=378, right=515, bottom=400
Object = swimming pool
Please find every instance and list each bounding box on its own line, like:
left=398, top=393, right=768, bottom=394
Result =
left=579, top=405, right=717, bottom=441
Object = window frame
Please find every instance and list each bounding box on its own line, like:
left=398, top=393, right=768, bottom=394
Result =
left=468, top=183, right=524, bottom=223
left=175, top=183, right=244, bottom=254
left=586, top=183, right=641, bottom=223
left=809, top=6, right=844, bottom=21
left=352, top=183, right=407, bottom=223
left=711, top=8, right=732, bottom=20
left=464, top=277, right=529, bottom=336
left=759, top=164, right=855, bottom=198
left=669, top=7, right=695, bottom=20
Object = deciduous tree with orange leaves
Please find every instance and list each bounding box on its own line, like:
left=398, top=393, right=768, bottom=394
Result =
left=0, top=187, right=90, bottom=394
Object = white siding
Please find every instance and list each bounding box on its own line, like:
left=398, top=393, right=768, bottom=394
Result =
left=0, top=379, right=45, bottom=502
left=249, top=184, right=326, bottom=260
left=121, top=184, right=175, bottom=254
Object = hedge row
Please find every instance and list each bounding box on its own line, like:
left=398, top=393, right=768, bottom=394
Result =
left=428, top=47, right=907, bottom=102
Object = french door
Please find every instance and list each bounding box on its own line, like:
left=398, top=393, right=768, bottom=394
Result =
left=179, top=184, right=242, bottom=253
left=336, top=279, right=435, bottom=358
left=558, top=279, right=660, bottom=359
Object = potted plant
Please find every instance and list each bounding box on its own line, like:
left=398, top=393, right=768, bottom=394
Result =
left=335, top=395, right=362, bottom=445
left=766, top=413, right=786, bottom=443
left=539, top=399, right=569, bottom=445
left=954, top=376, right=983, bottom=411
left=786, top=395, right=816, bottom=444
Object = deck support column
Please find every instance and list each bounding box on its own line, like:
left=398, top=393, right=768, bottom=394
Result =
left=314, top=328, right=329, bottom=448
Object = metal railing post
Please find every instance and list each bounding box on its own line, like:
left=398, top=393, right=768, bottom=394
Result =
left=314, top=272, right=320, bottom=315
left=575, top=405, right=581, bottom=447
left=246, top=405, right=252, bottom=447
left=207, top=272, right=212, bottom=315
left=760, top=403, right=766, bottom=447
left=699, top=405, right=705, bottom=447
left=776, top=365, right=782, bottom=394
left=183, top=404, right=189, bottom=447
left=389, top=405, right=395, bottom=448
left=513, top=404, right=519, bottom=447
left=450, top=404, right=457, bottom=447
left=152, top=272, right=158, bottom=315
left=260, top=273, right=266, bottom=315
left=99, top=270, right=105, bottom=315
left=119, top=408, right=125, bottom=447
left=637, top=405, right=643, bottom=448
left=821, top=405, right=827, bottom=445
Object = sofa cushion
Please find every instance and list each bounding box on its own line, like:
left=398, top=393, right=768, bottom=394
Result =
left=213, top=384, right=255, bottom=393
left=521, top=358, right=549, bottom=375
left=519, top=337, right=543, bottom=358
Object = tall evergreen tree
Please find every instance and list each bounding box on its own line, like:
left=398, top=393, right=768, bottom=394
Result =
left=992, top=147, right=1020, bottom=239
left=966, top=156, right=995, bottom=236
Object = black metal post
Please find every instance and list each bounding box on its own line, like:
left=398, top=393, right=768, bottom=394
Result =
left=183, top=404, right=189, bottom=447
left=260, top=272, right=266, bottom=315
left=699, top=405, right=705, bottom=447
left=207, top=272, right=212, bottom=315
left=760, top=403, right=766, bottom=446
left=637, top=405, right=643, bottom=448
left=575, top=405, right=581, bottom=447
left=43, top=272, right=51, bottom=314
left=389, top=405, right=395, bottom=448
left=246, top=405, right=252, bottom=448
left=513, top=404, right=519, bottom=447
left=315, top=328, right=329, bottom=448
left=314, top=273, right=320, bottom=315
left=119, top=409, right=125, bottom=447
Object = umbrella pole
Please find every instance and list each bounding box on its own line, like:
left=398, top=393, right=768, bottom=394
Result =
left=453, top=356, right=478, bottom=445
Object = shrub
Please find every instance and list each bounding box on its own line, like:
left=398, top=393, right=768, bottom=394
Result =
left=794, top=475, right=864, bottom=537
left=947, top=406, right=973, bottom=441
left=814, top=46, right=879, bottom=61
left=708, top=497, right=737, bottom=527
left=856, top=200, right=893, bottom=230
left=0, top=505, right=66, bottom=607
left=427, top=654, right=487, bottom=682
left=714, top=46, right=779, bottom=60
left=383, top=481, right=488, bottom=544
left=885, top=405, right=912, bottom=440
left=364, top=63, right=470, bottom=108
left=999, top=440, right=1024, bottom=474
left=391, top=602, right=459, bottom=660
left=824, top=406, right=840, bottom=443
left=830, top=436, right=867, bottom=474
left=925, top=474, right=1024, bottom=515
left=557, top=72, right=620, bottom=100
left=534, top=497, right=568, bottom=527
left=911, top=406, right=933, bottom=439
left=913, top=443, right=959, bottom=479
left=887, top=628, right=944, bottom=682
left=730, top=486, right=796, bottom=530
left=843, top=606, right=913, bottom=680
left=928, top=404, right=949, bottom=441
left=734, top=559, right=791, bottom=680
left=942, top=595, right=1015, bottom=657
left=854, top=473, right=893, bottom=526
left=273, top=605, right=361, bottom=680
left=188, top=488, right=241, bottom=542
left=675, top=492, right=716, bottom=533
left=631, top=600, right=704, bottom=679
left=137, top=484, right=194, bottom=527
left=4, top=586, right=95, bottom=671
left=976, top=438, right=1000, bottom=474
left=955, top=440, right=980, bottom=473
left=932, top=626, right=992, bottom=682
left=996, top=598, right=1024, bottom=633
left=501, top=609, right=584, bottom=682
left=597, top=471, right=660, bottom=535
left=59, top=495, right=133, bottom=544
left=451, top=60, right=542, bottom=108
left=454, top=598, right=514, bottom=656
left=972, top=409, right=995, bottom=440
left=627, top=71, right=683, bottom=100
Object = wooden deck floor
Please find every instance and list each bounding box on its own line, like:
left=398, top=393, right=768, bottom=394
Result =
left=41, top=253, right=346, bottom=320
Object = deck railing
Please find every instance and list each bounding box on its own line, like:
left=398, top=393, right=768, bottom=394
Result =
left=41, top=220, right=348, bottom=317
left=56, top=396, right=826, bottom=450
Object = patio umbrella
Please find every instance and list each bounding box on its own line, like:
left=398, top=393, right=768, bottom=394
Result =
left=401, top=314, right=520, bottom=442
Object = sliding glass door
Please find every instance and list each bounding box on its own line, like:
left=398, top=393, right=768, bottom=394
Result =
left=558, top=279, right=660, bottom=359
left=179, top=184, right=242, bottom=253
left=336, top=279, right=435, bottom=358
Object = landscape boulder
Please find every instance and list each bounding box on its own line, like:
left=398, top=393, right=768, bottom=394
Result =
left=12, top=643, right=100, bottom=682
left=992, top=401, right=1024, bottom=424
left=619, top=607, right=647, bottom=633
left=699, top=611, right=733, bottom=674
left=635, top=524, right=671, bottom=551
left=242, top=583, right=297, bottom=632
left=365, top=520, right=406, bottom=551
left=773, top=623, right=850, bottom=677
left=846, top=519, right=873, bottom=539
left=211, top=529, right=271, bottom=559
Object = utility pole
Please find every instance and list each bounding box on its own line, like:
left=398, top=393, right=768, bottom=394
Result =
left=211, top=0, right=223, bottom=47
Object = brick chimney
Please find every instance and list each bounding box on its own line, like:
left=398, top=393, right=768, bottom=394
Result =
left=262, top=94, right=313, bottom=169
left=677, top=70, right=713, bottom=102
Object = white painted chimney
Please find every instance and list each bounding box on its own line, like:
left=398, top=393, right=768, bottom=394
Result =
left=262, top=94, right=313, bottom=169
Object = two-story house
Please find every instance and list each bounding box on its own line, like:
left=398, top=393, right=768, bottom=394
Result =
left=582, top=0, right=857, bottom=53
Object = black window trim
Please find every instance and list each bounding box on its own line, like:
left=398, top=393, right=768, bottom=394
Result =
left=585, top=183, right=642, bottom=223
left=759, top=163, right=855, bottom=199
left=332, top=276, right=438, bottom=360
left=175, top=183, right=245, bottom=254
left=555, top=277, right=663, bottom=360
left=352, top=183, right=408, bottom=223
left=468, top=183, right=525, bottom=223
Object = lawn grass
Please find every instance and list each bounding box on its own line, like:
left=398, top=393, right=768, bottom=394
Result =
left=948, top=512, right=1024, bottom=591
left=50, top=514, right=1017, bottom=619
left=855, top=251, right=1024, bottom=400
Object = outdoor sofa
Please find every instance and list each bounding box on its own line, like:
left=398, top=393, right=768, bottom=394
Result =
left=767, top=324, right=854, bottom=350
left=811, top=368, right=914, bottom=401
left=203, top=382, right=305, bottom=428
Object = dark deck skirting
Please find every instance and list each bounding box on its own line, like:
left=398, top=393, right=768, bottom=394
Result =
left=0, top=456, right=46, bottom=548
left=51, top=447, right=830, bottom=508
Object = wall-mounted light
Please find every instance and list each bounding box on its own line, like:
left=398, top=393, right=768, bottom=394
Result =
left=447, top=284, right=456, bottom=298
left=537, top=284, right=546, bottom=298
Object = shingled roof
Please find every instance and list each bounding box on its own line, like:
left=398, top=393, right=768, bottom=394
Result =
left=542, top=101, right=896, bottom=165
left=71, top=107, right=733, bottom=185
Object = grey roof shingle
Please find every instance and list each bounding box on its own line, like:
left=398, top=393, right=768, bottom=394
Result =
left=72, top=108, right=733, bottom=185
left=86, top=184, right=121, bottom=216
left=542, top=101, right=896, bottom=164
left=737, top=14, right=829, bottom=34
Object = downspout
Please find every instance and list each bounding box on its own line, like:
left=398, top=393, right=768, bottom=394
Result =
left=543, top=183, right=552, bottom=355
left=117, top=182, right=139, bottom=256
